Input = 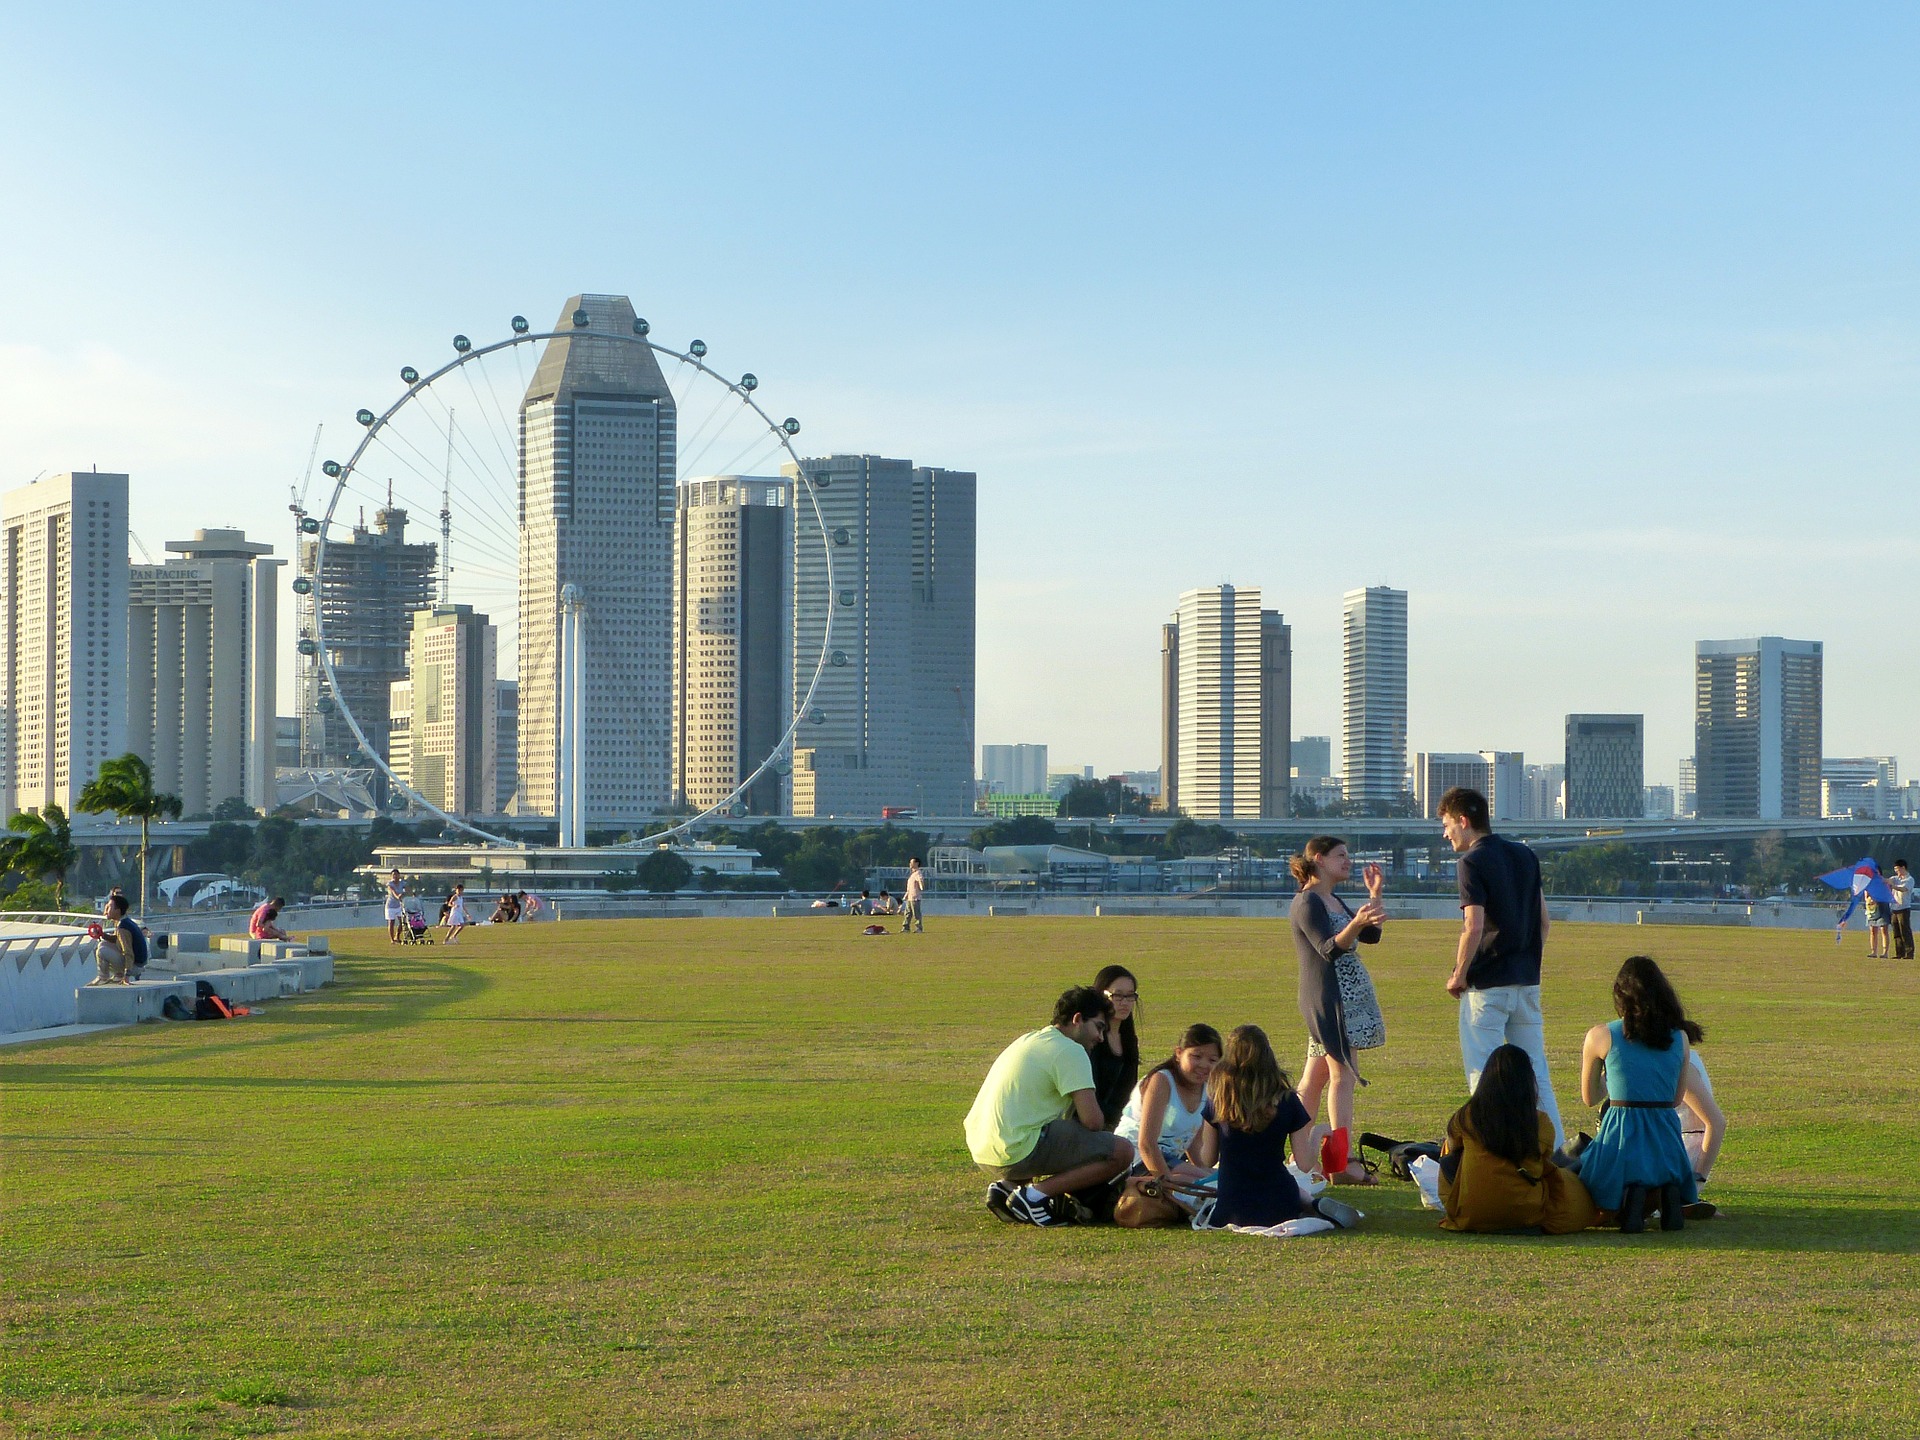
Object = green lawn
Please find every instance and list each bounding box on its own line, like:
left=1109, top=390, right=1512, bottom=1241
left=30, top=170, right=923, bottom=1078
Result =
left=4, top=917, right=1917, bottom=1439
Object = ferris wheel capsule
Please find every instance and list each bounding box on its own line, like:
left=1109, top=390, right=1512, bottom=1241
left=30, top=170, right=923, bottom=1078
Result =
left=690, top=339, right=707, bottom=358
left=572, top=308, right=590, bottom=328
left=808, top=708, right=827, bottom=725
left=832, top=527, right=851, bottom=546
left=400, top=366, right=419, bottom=384
left=633, top=318, right=650, bottom=336
left=300, top=517, right=321, bottom=534
left=511, top=315, right=529, bottom=334
left=297, top=638, right=318, bottom=656
left=740, top=373, right=758, bottom=391
left=291, top=576, right=313, bottom=595
left=453, top=334, right=471, bottom=352
left=321, top=460, right=342, bottom=477
left=783, top=417, right=801, bottom=436
left=836, top=588, right=857, bottom=607
left=810, top=470, right=832, bottom=489
left=356, top=408, right=375, bottom=426
left=830, top=649, right=848, bottom=667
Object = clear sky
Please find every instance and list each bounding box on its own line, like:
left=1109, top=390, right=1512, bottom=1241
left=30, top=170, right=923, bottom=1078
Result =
left=3, top=4, right=1916, bottom=788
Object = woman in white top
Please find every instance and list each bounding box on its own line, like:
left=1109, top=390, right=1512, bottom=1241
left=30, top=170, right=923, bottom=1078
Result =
left=1675, top=1018, right=1726, bottom=1187
left=384, top=870, right=406, bottom=944
left=1116, top=1023, right=1224, bottom=1183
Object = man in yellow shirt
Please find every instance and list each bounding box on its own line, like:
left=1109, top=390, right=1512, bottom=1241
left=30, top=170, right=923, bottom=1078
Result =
left=964, top=987, right=1134, bottom=1226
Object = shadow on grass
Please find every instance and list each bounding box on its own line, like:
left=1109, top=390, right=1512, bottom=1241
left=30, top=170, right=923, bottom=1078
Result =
left=1377, top=1204, right=1920, bottom=1255
left=1, top=956, right=494, bottom=1077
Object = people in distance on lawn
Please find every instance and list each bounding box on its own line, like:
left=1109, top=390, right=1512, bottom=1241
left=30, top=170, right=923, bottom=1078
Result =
left=1674, top=1015, right=1725, bottom=1193
left=964, top=986, right=1134, bottom=1227
left=1192, top=1024, right=1359, bottom=1230
left=1288, top=835, right=1388, bottom=1184
left=1088, top=964, right=1141, bottom=1128
left=1116, top=1023, right=1222, bottom=1209
left=384, top=869, right=407, bottom=944
left=1866, top=891, right=1891, bottom=958
left=1439, top=785, right=1566, bottom=1151
left=849, top=890, right=873, bottom=916
left=1889, top=859, right=1916, bottom=959
left=1439, top=1044, right=1597, bottom=1234
left=443, top=883, right=469, bottom=944
left=1575, top=956, right=1700, bottom=1230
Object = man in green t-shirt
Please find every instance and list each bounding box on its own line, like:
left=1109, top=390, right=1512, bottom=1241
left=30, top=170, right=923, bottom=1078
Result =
left=964, top=986, right=1134, bottom=1226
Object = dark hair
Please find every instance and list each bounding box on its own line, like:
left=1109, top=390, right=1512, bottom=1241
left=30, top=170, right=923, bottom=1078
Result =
left=1467, top=1045, right=1543, bottom=1167
left=910, top=856, right=923, bottom=865
left=1897, top=859, right=1910, bottom=871
left=1053, top=985, right=1114, bottom=1028
left=1288, top=835, right=1347, bottom=889
left=1091, top=964, right=1140, bottom=1068
left=271, top=895, right=286, bottom=906
left=105, top=894, right=128, bottom=918
left=1613, top=955, right=1688, bottom=1050
left=1146, top=1022, right=1224, bottom=1083
left=1206, top=1024, right=1295, bottom=1132
left=1438, top=787, right=1490, bottom=831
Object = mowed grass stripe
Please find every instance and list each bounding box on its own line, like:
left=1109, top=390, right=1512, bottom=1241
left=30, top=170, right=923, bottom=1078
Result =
left=3, top=918, right=1917, bottom=1438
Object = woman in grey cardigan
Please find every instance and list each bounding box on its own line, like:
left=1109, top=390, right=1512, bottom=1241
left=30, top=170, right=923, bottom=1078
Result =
left=1288, top=835, right=1389, bottom=1185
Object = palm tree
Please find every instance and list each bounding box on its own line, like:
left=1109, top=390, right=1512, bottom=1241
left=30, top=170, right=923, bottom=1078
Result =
left=0, top=803, right=77, bottom=909
left=77, top=754, right=182, bottom=918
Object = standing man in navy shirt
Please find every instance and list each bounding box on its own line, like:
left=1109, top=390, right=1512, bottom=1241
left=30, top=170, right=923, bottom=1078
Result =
left=1438, top=786, right=1564, bottom=1148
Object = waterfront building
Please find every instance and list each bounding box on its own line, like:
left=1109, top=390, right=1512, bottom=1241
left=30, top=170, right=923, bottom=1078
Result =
left=1677, top=757, right=1697, bottom=819
left=1694, top=638, right=1823, bottom=819
left=1415, top=752, right=1489, bottom=819
left=496, top=679, right=519, bottom=814
left=1565, top=714, right=1645, bottom=819
left=1341, top=586, right=1408, bottom=810
left=388, top=605, right=498, bottom=817
left=672, top=475, right=791, bottom=816
left=787, top=454, right=975, bottom=817
left=1480, top=750, right=1525, bottom=822
left=1159, top=584, right=1290, bottom=820
left=1291, top=735, right=1334, bottom=787
left=126, top=528, right=282, bottom=816
left=297, top=504, right=435, bottom=772
left=981, top=743, right=1049, bottom=796
left=1821, top=756, right=1899, bottom=821
left=1644, top=785, right=1676, bottom=820
left=1, top=472, right=129, bottom=816
left=519, top=293, right=676, bottom=822
left=1522, top=763, right=1564, bottom=820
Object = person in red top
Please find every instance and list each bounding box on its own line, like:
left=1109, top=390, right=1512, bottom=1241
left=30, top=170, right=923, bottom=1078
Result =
left=249, top=897, right=290, bottom=942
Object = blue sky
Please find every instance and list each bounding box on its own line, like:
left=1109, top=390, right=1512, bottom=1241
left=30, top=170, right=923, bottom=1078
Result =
left=3, top=4, right=1916, bottom=786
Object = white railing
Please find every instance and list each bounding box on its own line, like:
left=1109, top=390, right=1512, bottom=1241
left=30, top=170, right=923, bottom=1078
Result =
left=0, top=921, right=101, bottom=1033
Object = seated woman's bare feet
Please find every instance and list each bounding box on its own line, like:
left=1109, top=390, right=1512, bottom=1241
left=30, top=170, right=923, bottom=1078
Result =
left=1332, top=1161, right=1378, bottom=1186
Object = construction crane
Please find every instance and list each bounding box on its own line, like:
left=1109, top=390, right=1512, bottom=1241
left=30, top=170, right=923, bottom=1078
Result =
left=439, top=409, right=454, bottom=603
left=288, top=423, right=323, bottom=552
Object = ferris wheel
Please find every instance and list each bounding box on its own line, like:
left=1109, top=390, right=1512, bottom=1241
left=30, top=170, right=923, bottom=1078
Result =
left=294, top=298, right=836, bottom=847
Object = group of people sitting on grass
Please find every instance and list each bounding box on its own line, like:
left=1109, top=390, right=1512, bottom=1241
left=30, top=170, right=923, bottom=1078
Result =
left=962, top=783, right=1728, bottom=1236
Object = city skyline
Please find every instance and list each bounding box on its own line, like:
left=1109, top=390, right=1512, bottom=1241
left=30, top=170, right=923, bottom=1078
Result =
left=6, top=11, right=1920, bottom=789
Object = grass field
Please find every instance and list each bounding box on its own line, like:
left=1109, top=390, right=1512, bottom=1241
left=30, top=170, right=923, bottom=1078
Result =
left=4, top=916, right=1919, bottom=1439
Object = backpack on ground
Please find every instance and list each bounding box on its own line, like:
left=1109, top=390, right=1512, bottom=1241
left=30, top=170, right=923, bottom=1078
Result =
left=193, top=979, right=236, bottom=1020
left=1360, top=1131, right=1442, bottom=1182
left=161, top=994, right=192, bottom=1021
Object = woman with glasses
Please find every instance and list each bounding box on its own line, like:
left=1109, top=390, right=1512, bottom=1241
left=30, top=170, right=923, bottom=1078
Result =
left=1089, top=964, right=1141, bottom=1128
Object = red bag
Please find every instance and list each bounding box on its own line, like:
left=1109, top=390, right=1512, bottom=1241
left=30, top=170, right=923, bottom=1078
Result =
left=1321, top=1127, right=1351, bottom=1176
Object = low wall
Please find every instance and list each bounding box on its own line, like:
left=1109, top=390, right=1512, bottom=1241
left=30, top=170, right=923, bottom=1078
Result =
left=0, top=929, right=103, bottom=1032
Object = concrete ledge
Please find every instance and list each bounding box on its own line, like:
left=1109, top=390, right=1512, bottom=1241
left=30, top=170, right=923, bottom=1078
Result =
left=988, top=906, right=1029, bottom=917
left=282, top=954, right=333, bottom=988
left=214, top=937, right=262, bottom=959
left=190, top=967, right=284, bottom=1004
left=153, top=951, right=240, bottom=974
left=771, top=906, right=854, bottom=918
left=299, top=934, right=330, bottom=955
left=75, top=979, right=194, bottom=1025
left=166, top=933, right=212, bottom=953
left=0, top=1021, right=132, bottom=1048
left=245, top=961, right=304, bottom=996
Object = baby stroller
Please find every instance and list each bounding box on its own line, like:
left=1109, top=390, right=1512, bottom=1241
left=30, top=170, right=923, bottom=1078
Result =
left=399, top=898, right=436, bottom=945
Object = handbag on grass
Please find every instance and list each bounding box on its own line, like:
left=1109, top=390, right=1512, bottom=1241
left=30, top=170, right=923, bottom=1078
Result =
left=1115, top=1174, right=1215, bottom=1229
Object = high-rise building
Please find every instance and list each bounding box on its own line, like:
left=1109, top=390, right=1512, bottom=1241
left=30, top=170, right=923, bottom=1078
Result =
left=786, top=454, right=975, bottom=817
left=519, top=293, right=676, bottom=822
left=1677, top=758, right=1697, bottom=819
left=1291, top=736, right=1333, bottom=785
left=1, top=472, right=129, bottom=816
left=1694, top=638, right=1823, bottom=819
left=1415, top=752, right=1490, bottom=819
left=495, top=679, right=519, bottom=814
left=1342, top=586, right=1408, bottom=811
left=298, top=504, right=435, bottom=772
left=388, top=605, right=498, bottom=817
left=127, top=528, right=282, bottom=816
left=907, top=465, right=977, bottom=816
left=1643, top=785, right=1676, bottom=820
left=1821, top=756, right=1899, bottom=821
left=981, top=743, right=1048, bottom=796
left=1522, top=762, right=1565, bottom=821
left=673, top=475, right=791, bottom=816
left=1479, top=750, right=1525, bottom=822
left=1159, top=621, right=1179, bottom=810
left=1159, top=584, right=1290, bottom=820
left=1565, top=714, right=1644, bottom=819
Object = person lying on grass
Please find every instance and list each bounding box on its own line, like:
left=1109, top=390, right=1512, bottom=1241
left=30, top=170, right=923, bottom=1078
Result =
left=1438, top=1043, right=1597, bottom=1234
left=1191, top=1024, right=1360, bottom=1231
left=1115, top=1023, right=1222, bottom=1213
left=966, top=986, right=1134, bottom=1227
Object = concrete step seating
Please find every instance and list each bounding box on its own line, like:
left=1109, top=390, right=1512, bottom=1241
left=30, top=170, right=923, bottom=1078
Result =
left=75, top=933, right=335, bottom=1027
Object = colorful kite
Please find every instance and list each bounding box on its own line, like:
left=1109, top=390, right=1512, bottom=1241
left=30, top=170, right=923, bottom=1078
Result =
left=1817, top=858, right=1894, bottom=939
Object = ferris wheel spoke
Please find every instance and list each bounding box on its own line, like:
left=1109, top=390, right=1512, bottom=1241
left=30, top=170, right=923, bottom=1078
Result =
left=366, top=428, right=523, bottom=562
left=411, top=378, right=522, bottom=515
left=459, top=355, right=530, bottom=493
left=705, top=431, right=788, bottom=486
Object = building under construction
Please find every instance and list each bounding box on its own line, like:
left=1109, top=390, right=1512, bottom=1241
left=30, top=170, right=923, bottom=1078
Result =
left=297, top=505, right=436, bottom=775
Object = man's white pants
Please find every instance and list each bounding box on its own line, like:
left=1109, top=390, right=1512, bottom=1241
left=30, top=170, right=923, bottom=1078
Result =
left=1460, top=984, right=1564, bottom=1149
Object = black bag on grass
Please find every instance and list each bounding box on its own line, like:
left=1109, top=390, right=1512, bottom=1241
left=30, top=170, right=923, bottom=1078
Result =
left=1360, top=1132, right=1442, bottom=1182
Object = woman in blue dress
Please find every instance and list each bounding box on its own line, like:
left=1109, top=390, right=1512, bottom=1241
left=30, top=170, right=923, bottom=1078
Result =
left=1576, top=955, right=1700, bottom=1232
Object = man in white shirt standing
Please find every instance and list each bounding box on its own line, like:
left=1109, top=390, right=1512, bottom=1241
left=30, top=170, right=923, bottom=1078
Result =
left=901, top=856, right=926, bottom=934
left=1890, top=860, right=1914, bottom=959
